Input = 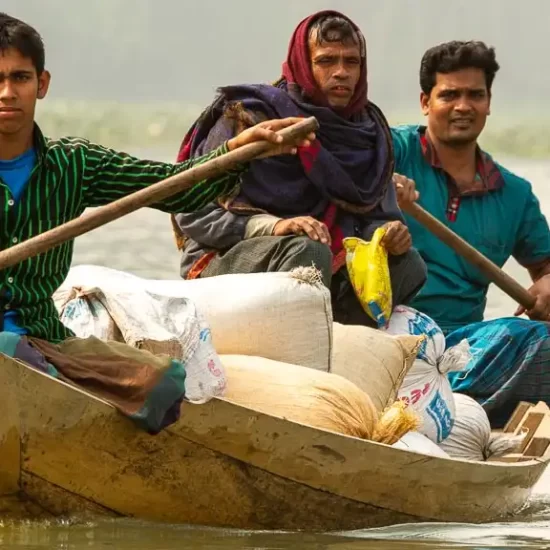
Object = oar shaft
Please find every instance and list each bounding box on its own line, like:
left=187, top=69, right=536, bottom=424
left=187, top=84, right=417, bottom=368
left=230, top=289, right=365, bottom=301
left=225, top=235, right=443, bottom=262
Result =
left=0, top=117, right=319, bottom=271
left=403, top=202, right=536, bottom=310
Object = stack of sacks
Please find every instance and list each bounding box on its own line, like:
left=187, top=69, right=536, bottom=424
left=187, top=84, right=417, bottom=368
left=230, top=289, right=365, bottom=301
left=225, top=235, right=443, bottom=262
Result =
left=330, top=322, right=423, bottom=412
left=54, top=265, right=335, bottom=404
left=54, top=265, right=334, bottom=371
left=329, top=316, right=455, bottom=457
left=217, top=319, right=427, bottom=445
left=220, top=354, right=420, bottom=443
left=382, top=306, right=471, bottom=444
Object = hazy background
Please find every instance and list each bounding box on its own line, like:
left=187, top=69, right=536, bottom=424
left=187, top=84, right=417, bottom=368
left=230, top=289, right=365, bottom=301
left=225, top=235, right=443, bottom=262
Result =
left=4, top=0, right=550, bottom=312
left=2, top=3, right=550, bottom=546
left=4, top=0, right=550, bottom=155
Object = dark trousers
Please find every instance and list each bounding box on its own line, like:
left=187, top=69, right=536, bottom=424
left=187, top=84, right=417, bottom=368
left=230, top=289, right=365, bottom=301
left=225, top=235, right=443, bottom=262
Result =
left=201, top=236, right=427, bottom=328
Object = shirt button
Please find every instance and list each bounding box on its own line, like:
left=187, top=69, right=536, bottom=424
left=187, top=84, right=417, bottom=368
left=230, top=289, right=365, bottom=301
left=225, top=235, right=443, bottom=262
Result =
left=7, top=199, right=14, bottom=207
left=11, top=237, right=18, bottom=244
left=7, top=277, right=13, bottom=283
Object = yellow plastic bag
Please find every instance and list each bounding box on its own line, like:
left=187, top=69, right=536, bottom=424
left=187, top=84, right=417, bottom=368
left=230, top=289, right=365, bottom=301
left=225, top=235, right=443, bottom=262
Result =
left=343, top=228, right=392, bottom=327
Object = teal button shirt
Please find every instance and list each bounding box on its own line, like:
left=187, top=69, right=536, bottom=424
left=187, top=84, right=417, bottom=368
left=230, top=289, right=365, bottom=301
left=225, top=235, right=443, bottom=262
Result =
left=392, top=125, right=550, bottom=333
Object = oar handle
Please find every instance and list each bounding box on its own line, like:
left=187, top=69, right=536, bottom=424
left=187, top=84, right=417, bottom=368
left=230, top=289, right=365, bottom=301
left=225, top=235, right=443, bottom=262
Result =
left=0, top=117, right=319, bottom=271
left=403, top=202, right=536, bottom=311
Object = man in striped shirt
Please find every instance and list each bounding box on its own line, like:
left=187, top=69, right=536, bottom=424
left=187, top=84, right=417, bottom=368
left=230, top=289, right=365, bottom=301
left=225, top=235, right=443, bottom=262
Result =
left=0, top=12, right=314, bottom=431
left=0, top=12, right=313, bottom=341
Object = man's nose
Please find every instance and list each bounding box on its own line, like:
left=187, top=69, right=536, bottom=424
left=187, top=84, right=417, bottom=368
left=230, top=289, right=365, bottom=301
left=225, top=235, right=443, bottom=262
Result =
left=333, top=61, right=350, bottom=79
left=0, top=79, right=17, bottom=101
left=454, top=95, right=473, bottom=112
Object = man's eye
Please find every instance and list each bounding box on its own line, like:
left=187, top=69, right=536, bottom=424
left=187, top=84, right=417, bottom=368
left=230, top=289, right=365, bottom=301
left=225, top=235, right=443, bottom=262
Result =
left=440, top=92, right=456, bottom=100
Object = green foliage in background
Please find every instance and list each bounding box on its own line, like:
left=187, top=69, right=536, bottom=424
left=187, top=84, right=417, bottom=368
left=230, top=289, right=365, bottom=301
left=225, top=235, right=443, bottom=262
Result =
left=36, top=100, right=550, bottom=160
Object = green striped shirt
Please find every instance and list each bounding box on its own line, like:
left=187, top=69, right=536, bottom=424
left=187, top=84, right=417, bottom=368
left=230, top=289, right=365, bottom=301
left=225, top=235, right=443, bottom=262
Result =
left=1, top=125, right=241, bottom=342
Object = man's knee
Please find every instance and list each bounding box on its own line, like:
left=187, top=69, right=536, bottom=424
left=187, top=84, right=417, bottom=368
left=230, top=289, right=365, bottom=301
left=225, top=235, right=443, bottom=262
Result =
left=404, top=247, right=428, bottom=285
left=389, top=247, right=427, bottom=305
left=280, top=236, right=333, bottom=286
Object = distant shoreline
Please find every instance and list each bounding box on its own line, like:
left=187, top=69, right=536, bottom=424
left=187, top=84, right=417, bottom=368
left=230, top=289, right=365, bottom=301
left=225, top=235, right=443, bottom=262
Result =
left=36, top=100, right=550, bottom=160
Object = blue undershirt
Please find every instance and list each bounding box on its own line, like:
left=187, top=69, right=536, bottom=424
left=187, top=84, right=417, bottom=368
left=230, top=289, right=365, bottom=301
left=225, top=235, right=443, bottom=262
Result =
left=0, top=148, right=37, bottom=334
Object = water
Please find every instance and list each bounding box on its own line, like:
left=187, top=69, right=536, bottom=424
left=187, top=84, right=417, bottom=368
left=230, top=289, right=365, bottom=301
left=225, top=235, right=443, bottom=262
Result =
left=3, top=519, right=550, bottom=549
left=6, top=156, right=550, bottom=549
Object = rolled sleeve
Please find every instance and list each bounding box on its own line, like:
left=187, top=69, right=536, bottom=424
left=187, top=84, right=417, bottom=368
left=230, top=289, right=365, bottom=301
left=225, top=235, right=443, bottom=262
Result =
left=244, top=214, right=281, bottom=238
left=513, top=191, right=550, bottom=266
left=391, top=126, right=408, bottom=171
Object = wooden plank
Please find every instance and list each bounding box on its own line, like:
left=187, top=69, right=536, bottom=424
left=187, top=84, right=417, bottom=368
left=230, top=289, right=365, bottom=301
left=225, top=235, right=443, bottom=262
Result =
left=513, top=402, right=549, bottom=435
left=517, top=412, right=546, bottom=452
left=525, top=438, right=550, bottom=458
left=503, top=402, right=534, bottom=433
left=523, top=416, right=550, bottom=458
left=489, top=454, right=535, bottom=463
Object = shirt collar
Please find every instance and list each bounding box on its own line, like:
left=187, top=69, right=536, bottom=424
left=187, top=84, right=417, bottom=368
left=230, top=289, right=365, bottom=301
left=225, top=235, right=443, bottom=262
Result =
left=418, top=126, right=504, bottom=196
left=33, top=124, right=54, bottom=164
left=32, top=123, right=69, bottom=173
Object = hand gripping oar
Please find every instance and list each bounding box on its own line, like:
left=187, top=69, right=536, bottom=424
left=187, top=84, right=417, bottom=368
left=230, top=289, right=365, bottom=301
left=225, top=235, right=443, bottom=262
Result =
left=402, top=202, right=536, bottom=311
left=0, top=117, right=319, bottom=270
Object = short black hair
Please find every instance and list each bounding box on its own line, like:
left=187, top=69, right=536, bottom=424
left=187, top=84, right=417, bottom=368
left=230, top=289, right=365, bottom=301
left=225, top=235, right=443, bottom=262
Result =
left=420, top=40, right=500, bottom=95
left=309, top=14, right=364, bottom=55
left=0, top=12, right=45, bottom=75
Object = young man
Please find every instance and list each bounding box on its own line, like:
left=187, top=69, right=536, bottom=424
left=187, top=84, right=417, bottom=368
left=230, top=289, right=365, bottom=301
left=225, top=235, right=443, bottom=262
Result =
left=0, top=13, right=314, bottom=432
left=392, top=40, right=550, bottom=425
left=172, top=11, right=427, bottom=328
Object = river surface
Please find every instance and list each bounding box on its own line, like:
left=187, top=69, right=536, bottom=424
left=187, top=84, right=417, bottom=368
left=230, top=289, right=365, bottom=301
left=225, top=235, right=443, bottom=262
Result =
left=5, top=156, right=550, bottom=549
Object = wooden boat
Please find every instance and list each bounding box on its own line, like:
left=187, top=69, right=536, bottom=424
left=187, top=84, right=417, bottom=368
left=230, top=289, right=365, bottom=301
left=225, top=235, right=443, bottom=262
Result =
left=1, top=353, right=549, bottom=530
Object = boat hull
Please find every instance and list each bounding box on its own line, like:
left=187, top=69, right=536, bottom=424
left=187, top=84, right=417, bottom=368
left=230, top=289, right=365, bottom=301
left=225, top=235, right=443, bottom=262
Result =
left=1, top=355, right=548, bottom=529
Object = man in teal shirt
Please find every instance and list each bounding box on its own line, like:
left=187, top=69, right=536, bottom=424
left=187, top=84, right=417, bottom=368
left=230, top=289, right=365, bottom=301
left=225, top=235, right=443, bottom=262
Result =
left=392, top=40, right=550, bottom=426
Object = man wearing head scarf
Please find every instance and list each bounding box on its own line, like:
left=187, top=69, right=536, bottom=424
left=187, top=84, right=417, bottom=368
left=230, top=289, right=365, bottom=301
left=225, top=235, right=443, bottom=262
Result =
left=172, top=11, right=427, bottom=327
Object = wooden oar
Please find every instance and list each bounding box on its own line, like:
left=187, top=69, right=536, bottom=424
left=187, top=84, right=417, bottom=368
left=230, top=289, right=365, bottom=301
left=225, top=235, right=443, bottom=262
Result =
left=0, top=117, right=319, bottom=271
left=403, top=202, right=536, bottom=311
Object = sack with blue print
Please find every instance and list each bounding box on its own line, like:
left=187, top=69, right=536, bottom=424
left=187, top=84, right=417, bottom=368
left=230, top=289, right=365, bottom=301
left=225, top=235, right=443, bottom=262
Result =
left=382, top=306, right=472, bottom=443
left=60, top=290, right=120, bottom=342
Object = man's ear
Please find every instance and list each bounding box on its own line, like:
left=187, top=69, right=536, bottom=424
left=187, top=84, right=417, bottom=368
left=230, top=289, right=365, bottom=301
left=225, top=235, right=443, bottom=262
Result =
left=37, top=70, right=51, bottom=100
left=420, top=91, right=430, bottom=117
